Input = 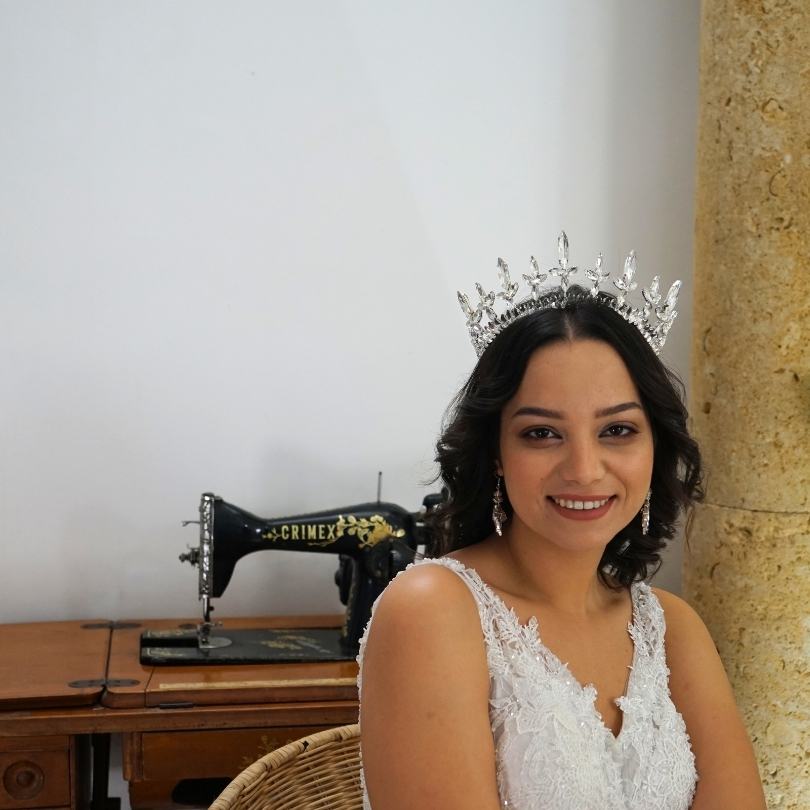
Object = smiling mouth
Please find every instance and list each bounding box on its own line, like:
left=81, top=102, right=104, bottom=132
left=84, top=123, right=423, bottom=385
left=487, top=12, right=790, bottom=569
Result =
left=549, top=495, right=615, bottom=511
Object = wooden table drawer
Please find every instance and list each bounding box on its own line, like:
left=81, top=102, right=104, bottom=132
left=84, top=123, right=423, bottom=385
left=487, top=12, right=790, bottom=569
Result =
left=0, top=738, right=70, bottom=810
left=132, top=726, right=331, bottom=781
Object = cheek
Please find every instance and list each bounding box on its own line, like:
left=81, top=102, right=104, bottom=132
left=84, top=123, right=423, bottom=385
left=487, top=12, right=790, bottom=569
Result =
left=500, top=447, right=552, bottom=495
left=623, top=443, right=654, bottom=489
left=636, top=435, right=655, bottom=470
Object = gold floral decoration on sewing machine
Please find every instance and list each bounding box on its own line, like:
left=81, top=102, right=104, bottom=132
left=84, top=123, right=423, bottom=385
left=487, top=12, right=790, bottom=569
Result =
left=335, top=514, right=407, bottom=547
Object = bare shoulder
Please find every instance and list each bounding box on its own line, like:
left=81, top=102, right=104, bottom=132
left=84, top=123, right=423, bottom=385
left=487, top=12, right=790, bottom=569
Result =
left=650, top=585, right=703, bottom=624
left=368, top=561, right=485, bottom=644
left=359, top=562, right=500, bottom=810
left=361, top=562, right=489, bottom=701
left=650, top=587, right=714, bottom=651
left=650, top=586, right=728, bottom=710
left=383, top=559, right=480, bottom=604
left=650, top=587, right=766, bottom=809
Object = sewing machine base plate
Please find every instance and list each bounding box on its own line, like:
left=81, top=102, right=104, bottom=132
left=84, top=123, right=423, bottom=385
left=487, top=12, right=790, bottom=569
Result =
left=140, top=626, right=356, bottom=665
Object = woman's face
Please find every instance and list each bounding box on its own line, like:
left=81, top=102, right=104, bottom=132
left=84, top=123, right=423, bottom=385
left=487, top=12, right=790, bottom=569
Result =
left=497, top=338, right=654, bottom=554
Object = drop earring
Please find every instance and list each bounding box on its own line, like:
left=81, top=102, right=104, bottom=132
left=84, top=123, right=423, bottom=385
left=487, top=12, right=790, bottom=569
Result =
left=641, top=489, right=652, bottom=535
left=492, top=474, right=507, bottom=536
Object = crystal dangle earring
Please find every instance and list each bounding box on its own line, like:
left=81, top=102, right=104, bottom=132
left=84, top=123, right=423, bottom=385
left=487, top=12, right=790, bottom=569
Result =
left=492, top=475, right=508, bottom=536
left=641, top=489, right=652, bottom=535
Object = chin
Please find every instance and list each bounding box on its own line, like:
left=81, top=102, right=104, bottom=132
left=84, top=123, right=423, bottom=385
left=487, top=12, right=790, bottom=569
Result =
left=518, top=519, right=617, bottom=553
left=526, top=526, right=616, bottom=554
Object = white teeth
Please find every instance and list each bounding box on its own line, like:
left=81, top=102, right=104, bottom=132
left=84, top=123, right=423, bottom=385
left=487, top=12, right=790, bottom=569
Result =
left=552, top=497, right=610, bottom=510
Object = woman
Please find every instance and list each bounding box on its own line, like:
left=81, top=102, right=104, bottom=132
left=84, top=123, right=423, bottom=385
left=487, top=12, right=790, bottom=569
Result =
left=357, top=237, right=766, bottom=809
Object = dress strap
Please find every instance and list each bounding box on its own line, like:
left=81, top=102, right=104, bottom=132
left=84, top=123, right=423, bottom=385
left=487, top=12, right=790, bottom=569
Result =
left=627, top=581, right=667, bottom=664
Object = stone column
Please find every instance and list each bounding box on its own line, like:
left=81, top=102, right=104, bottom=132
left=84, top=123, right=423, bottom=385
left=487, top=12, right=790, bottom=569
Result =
left=685, top=2, right=810, bottom=806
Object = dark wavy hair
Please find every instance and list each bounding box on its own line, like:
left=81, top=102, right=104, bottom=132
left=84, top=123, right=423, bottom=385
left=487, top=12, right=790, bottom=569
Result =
left=425, top=285, right=704, bottom=588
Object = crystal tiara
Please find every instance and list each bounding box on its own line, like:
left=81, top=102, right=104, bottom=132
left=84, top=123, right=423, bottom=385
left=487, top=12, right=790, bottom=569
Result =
left=457, top=231, right=681, bottom=357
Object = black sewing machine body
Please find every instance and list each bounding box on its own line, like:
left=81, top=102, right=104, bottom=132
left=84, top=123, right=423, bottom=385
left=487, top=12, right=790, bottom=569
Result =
left=140, top=492, right=440, bottom=665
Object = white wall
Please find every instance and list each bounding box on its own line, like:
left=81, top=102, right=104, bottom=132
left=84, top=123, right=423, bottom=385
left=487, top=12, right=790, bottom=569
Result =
left=0, top=1, right=701, bottom=624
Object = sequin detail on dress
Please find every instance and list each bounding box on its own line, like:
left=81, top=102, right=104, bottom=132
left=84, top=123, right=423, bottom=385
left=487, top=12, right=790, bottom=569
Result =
left=356, top=557, right=697, bottom=810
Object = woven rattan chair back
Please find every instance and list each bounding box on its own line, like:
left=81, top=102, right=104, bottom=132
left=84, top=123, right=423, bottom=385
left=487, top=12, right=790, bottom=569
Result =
left=210, top=723, right=362, bottom=810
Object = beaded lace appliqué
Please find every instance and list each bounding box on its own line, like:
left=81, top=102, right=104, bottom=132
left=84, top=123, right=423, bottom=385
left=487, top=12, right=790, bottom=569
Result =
left=356, top=557, right=698, bottom=810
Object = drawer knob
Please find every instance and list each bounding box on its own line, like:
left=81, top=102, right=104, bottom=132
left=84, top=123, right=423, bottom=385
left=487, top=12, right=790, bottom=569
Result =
left=3, top=761, right=45, bottom=800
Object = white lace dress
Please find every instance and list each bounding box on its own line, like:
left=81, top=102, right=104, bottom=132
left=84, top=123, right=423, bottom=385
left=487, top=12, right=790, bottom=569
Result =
left=356, top=556, right=698, bottom=810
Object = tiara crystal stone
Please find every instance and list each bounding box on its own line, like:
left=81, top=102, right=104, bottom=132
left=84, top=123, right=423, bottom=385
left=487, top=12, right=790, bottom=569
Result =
left=584, top=252, right=611, bottom=297
left=547, top=231, right=578, bottom=293
left=457, top=231, right=681, bottom=357
left=522, top=256, right=548, bottom=300
left=496, top=258, right=519, bottom=304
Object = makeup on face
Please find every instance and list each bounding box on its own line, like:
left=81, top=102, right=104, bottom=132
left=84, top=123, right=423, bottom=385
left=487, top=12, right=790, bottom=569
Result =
left=497, top=340, right=654, bottom=545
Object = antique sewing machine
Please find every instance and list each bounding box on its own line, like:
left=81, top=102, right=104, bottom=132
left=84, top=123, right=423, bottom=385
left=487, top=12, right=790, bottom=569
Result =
left=140, top=487, right=443, bottom=665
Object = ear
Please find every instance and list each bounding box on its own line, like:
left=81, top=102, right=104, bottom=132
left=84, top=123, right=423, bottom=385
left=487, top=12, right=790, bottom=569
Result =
left=494, top=460, right=504, bottom=477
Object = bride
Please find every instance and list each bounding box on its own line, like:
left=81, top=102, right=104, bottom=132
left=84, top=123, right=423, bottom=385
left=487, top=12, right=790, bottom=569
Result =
left=357, top=237, right=766, bottom=809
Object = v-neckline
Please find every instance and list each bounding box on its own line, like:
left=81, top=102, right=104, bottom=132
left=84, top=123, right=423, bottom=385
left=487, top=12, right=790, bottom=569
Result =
left=438, top=555, right=641, bottom=743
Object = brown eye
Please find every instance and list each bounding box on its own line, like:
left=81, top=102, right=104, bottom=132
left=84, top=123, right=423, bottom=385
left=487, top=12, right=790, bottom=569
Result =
left=523, top=427, right=558, bottom=441
left=603, top=424, right=636, bottom=438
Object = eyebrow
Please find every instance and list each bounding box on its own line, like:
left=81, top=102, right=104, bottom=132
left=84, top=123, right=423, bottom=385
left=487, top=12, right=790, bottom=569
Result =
left=510, top=402, right=644, bottom=420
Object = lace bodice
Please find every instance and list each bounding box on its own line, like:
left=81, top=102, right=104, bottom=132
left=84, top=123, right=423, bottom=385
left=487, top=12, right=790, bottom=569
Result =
left=356, top=556, right=698, bottom=810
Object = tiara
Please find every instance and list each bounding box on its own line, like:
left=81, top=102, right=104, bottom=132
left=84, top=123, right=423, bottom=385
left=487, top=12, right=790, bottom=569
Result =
left=457, top=231, right=681, bottom=357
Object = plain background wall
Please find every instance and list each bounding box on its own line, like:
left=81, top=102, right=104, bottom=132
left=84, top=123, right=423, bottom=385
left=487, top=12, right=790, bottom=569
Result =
left=1, top=1, right=701, bottom=627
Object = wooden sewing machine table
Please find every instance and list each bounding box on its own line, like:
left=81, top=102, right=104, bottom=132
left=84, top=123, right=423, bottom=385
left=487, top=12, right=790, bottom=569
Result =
left=0, top=616, right=360, bottom=810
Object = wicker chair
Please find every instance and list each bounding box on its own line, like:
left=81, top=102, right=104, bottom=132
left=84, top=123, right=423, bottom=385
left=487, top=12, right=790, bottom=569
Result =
left=210, top=723, right=363, bottom=810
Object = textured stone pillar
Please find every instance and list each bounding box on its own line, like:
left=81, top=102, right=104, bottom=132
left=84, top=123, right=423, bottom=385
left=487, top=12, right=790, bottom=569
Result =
left=685, top=2, right=810, bottom=806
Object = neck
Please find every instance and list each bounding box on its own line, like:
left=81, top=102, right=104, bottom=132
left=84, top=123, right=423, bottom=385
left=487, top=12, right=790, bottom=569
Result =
left=495, top=518, right=615, bottom=617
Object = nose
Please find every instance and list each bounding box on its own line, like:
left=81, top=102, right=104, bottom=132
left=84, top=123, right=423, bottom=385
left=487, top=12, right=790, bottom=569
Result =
left=559, top=437, right=605, bottom=485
